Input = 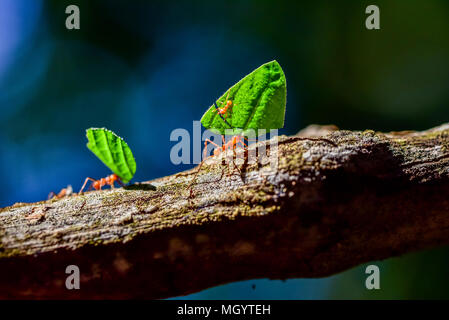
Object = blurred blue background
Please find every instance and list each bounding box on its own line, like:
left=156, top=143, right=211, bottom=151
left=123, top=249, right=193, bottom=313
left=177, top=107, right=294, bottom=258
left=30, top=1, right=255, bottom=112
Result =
left=1, top=0, right=449, bottom=299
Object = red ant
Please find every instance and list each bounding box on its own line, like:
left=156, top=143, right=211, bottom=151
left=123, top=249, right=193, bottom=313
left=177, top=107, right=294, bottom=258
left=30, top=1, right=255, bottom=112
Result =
left=188, top=134, right=255, bottom=198
left=213, top=91, right=233, bottom=119
left=204, top=135, right=248, bottom=160
left=78, top=173, right=124, bottom=194
left=212, top=90, right=234, bottom=126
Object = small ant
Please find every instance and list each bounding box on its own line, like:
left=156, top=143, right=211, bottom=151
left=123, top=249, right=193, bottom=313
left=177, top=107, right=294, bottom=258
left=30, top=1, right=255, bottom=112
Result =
left=212, top=90, right=234, bottom=125
left=78, top=173, right=124, bottom=194
left=188, top=134, right=254, bottom=198
left=204, top=135, right=248, bottom=160
left=48, top=185, right=73, bottom=200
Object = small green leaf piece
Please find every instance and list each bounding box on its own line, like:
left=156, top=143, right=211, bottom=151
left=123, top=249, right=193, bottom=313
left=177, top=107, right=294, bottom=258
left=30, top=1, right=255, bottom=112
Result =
left=86, top=128, right=136, bottom=183
left=200, top=60, right=287, bottom=136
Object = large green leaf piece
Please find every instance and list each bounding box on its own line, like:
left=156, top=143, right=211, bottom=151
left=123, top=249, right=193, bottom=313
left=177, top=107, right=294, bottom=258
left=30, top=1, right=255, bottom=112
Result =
left=86, top=128, right=136, bottom=183
left=200, top=60, right=287, bottom=136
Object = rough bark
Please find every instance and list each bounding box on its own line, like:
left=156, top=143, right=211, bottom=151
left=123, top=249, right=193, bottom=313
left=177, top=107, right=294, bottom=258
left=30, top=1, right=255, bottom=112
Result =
left=1, top=123, right=449, bottom=299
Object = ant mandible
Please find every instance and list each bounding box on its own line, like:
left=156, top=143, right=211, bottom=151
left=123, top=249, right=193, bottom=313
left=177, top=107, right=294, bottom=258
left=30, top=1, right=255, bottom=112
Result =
left=78, top=173, right=124, bottom=194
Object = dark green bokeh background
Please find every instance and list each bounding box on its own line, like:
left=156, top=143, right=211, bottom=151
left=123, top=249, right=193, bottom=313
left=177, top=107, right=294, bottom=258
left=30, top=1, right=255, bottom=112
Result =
left=1, top=0, right=449, bottom=299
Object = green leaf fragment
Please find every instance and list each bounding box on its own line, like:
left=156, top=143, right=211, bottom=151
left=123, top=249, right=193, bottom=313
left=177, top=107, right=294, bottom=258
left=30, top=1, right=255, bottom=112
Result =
left=200, top=60, right=287, bottom=136
left=86, top=128, right=136, bottom=183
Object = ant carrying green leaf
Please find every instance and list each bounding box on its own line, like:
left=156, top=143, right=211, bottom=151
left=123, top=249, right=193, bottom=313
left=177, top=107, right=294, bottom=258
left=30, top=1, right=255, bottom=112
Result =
left=189, top=60, right=287, bottom=197
left=49, top=128, right=137, bottom=198
left=78, top=128, right=136, bottom=194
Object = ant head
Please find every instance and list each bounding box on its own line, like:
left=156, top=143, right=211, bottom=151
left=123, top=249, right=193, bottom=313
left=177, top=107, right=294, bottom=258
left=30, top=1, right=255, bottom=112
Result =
left=109, top=174, right=118, bottom=182
left=227, top=100, right=233, bottom=107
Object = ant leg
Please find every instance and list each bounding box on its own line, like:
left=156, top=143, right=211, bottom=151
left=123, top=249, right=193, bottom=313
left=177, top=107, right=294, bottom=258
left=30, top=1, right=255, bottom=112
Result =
left=212, top=101, right=221, bottom=113
left=230, top=140, right=248, bottom=162
left=236, top=140, right=250, bottom=162
left=237, top=140, right=251, bottom=160
left=237, top=140, right=248, bottom=148
left=189, top=138, right=222, bottom=198
left=215, top=90, right=230, bottom=112
left=223, top=90, right=231, bottom=113
left=224, top=89, right=230, bottom=103
left=116, top=178, right=125, bottom=187
left=223, top=135, right=234, bottom=166
left=231, top=140, right=248, bottom=162
left=188, top=154, right=215, bottom=198
left=239, top=140, right=248, bottom=148
left=242, top=136, right=258, bottom=143
left=240, top=138, right=263, bottom=167
left=79, top=177, right=96, bottom=194
left=241, top=136, right=259, bottom=157
left=109, top=179, right=124, bottom=189
left=231, top=147, right=242, bottom=176
left=203, top=138, right=220, bottom=160
left=221, top=135, right=230, bottom=171
left=223, top=108, right=232, bottom=121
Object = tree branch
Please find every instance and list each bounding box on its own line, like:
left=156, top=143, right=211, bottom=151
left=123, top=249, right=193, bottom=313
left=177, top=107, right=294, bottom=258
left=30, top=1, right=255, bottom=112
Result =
left=1, top=123, right=449, bottom=299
